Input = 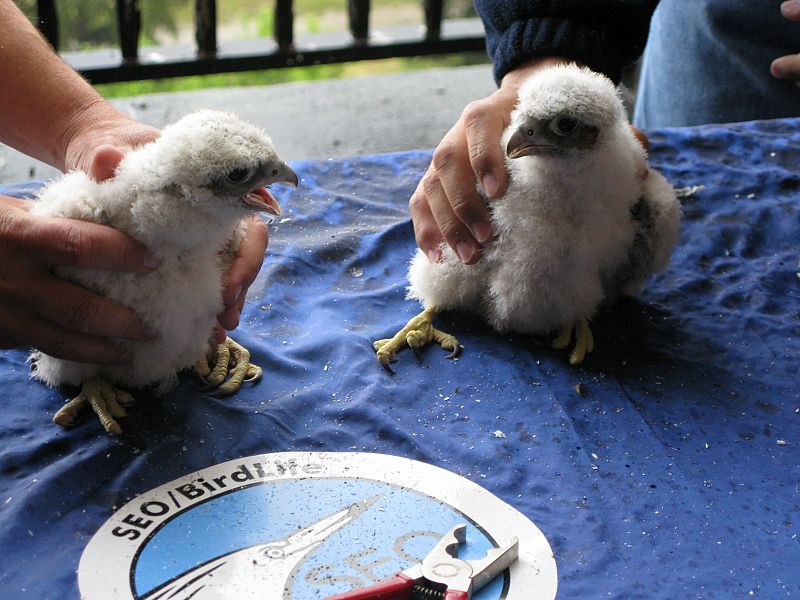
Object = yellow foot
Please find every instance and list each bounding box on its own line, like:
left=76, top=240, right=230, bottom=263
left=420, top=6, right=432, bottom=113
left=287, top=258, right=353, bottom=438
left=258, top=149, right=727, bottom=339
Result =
left=552, top=319, right=595, bottom=365
left=52, top=377, right=135, bottom=436
left=373, top=307, right=463, bottom=373
left=193, top=336, right=263, bottom=396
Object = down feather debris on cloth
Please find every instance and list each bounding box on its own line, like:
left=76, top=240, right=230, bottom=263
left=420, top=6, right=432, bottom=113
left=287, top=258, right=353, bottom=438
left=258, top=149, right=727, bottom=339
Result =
left=375, top=64, right=682, bottom=370
left=29, top=110, right=298, bottom=435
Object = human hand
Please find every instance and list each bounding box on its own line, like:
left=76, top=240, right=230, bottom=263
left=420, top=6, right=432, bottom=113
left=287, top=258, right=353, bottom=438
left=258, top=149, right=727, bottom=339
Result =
left=771, top=1, right=800, bottom=80
left=0, top=194, right=160, bottom=363
left=410, top=58, right=649, bottom=265
left=213, top=215, right=270, bottom=343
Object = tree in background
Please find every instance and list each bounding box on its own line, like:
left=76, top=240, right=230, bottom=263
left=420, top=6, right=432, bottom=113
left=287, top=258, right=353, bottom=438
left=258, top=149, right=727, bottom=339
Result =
left=16, top=0, right=190, bottom=49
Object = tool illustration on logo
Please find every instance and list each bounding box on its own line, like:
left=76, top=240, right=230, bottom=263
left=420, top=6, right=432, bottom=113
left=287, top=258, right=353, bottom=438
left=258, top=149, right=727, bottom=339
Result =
left=323, top=523, right=519, bottom=600
left=142, top=495, right=381, bottom=599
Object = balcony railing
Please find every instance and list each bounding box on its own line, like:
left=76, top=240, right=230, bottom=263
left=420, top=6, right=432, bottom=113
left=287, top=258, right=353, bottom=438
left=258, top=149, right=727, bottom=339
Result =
left=33, top=0, right=486, bottom=84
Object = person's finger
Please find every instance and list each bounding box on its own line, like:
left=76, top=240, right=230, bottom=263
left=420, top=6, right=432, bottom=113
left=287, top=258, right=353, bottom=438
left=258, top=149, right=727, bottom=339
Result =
left=218, top=289, right=248, bottom=333
left=19, top=273, right=153, bottom=340
left=222, top=216, right=268, bottom=308
left=88, top=145, right=126, bottom=182
left=1, top=195, right=33, bottom=211
left=22, top=215, right=160, bottom=272
left=771, top=53, right=800, bottom=81
left=781, top=0, right=800, bottom=20
left=462, top=94, right=515, bottom=200
left=65, top=121, right=160, bottom=175
left=0, top=301, right=132, bottom=364
left=421, top=163, right=481, bottom=265
left=409, top=172, right=444, bottom=263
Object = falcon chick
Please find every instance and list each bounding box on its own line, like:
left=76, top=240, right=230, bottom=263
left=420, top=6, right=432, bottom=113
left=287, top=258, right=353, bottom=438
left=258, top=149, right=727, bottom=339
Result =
left=375, top=65, right=681, bottom=369
left=30, top=110, right=298, bottom=434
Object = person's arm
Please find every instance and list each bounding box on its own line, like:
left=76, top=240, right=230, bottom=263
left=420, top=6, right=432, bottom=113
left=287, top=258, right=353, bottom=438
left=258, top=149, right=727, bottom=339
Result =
left=411, top=0, right=657, bottom=264
left=0, top=0, right=267, bottom=360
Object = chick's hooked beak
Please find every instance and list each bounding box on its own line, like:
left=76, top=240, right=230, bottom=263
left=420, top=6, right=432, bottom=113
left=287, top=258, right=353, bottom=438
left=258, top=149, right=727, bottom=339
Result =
left=506, top=126, right=542, bottom=159
left=243, top=162, right=299, bottom=217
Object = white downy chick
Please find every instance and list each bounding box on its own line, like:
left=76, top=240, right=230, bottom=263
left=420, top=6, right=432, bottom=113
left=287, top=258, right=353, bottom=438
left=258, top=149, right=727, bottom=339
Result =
left=30, top=110, right=298, bottom=434
left=375, top=64, right=681, bottom=368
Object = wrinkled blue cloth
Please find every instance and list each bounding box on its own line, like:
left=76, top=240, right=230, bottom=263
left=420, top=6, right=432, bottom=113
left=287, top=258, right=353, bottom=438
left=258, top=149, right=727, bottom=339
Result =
left=0, top=118, right=798, bottom=599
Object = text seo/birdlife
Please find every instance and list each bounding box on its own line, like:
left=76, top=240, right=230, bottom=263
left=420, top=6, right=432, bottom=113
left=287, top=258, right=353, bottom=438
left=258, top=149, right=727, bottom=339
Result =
left=111, top=458, right=325, bottom=541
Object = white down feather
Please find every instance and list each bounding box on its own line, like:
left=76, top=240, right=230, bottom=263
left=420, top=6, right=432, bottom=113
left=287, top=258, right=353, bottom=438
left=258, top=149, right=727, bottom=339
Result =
left=29, top=111, right=280, bottom=390
left=408, top=65, right=681, bottom=335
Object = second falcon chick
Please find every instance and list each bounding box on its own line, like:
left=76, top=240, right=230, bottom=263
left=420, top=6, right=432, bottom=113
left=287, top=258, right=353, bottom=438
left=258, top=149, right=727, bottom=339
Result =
left=30, top=110, right=298, bottom=434
left=375, top=64, right=681, bottom=369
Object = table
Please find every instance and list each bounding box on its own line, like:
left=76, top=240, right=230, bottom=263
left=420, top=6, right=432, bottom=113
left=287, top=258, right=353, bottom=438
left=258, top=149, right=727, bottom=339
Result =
left=0, top=118, right=798, bottom=599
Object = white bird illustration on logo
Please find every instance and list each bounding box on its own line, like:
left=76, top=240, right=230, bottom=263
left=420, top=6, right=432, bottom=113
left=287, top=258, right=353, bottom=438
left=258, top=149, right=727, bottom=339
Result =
left=140, top=495, right=381, bottom=600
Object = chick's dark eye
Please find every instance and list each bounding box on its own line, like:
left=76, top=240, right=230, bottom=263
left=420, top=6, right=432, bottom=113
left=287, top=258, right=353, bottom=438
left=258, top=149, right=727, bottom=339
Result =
left=551, top=116, right=578, bottom=136
left=225, top=167, right=253, bottom=184
left=272, top=168, right=279, bottom=176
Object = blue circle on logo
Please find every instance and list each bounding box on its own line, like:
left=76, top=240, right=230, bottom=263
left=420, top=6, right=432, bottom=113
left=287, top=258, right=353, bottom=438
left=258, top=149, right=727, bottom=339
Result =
left=133, top=478, right=505, bottom=599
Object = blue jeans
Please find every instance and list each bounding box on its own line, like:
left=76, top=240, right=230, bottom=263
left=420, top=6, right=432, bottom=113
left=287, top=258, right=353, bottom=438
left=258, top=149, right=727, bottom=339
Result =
left=633, top=0, right=800, bottom=127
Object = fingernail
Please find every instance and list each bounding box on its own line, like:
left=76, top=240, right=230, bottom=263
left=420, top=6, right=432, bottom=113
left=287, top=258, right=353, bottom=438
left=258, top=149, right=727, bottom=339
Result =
left=143, top=253, right=161, bottom=269
left=456, top=242, right=474, bottom=264
left=471, top=221, right=493, bottom=244
left=426, top=248, right=442, bottom=263
left=482, top=173, right=499, bottom=198
left=782, top=0, right=800, bottom=17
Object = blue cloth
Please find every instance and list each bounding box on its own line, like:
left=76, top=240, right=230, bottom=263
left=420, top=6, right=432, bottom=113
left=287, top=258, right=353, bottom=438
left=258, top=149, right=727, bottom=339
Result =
left=0, top=118, right=799, bottom=599
left=634, top=0, right=800, bottom=127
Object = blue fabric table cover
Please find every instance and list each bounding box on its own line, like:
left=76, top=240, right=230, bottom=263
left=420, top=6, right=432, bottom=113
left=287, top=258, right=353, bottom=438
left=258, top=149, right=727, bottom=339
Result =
left=0, top=118, right=798, bottom=599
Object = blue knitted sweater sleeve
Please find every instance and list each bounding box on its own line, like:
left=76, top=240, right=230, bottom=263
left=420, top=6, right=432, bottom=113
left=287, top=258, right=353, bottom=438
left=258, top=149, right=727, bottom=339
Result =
left=475, top=0, right=658, bottom=84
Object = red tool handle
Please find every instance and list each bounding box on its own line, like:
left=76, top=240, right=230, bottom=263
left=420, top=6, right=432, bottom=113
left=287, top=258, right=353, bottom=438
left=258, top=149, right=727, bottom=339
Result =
left=321, top=573, right=416, bottom=599
left=444, top=591, right=469, bottom=600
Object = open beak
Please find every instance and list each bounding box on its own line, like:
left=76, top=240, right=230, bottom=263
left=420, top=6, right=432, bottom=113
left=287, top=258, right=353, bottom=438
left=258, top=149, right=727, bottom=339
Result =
left=243, top=187, right=283, bottom=216
left=242, top=163, right=299, bottom=216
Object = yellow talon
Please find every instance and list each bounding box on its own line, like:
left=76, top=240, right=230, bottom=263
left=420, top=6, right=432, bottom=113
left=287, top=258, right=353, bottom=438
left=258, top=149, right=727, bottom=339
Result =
left=52, top=377, right=135, bottom=436
left=551, top=319, right=594, bottom=365
left=192, top=337, right=262, bottom=395
left=374, top=307, right=463, bottom=372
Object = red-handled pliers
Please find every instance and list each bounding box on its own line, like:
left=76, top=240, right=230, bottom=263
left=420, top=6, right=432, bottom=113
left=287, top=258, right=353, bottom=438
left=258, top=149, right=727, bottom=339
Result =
left=321, top=523, right=519, bottom=600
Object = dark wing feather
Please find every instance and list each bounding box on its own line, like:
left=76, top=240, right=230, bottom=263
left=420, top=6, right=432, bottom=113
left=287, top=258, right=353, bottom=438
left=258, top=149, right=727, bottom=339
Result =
left=602, top=196, right=657, bottom=301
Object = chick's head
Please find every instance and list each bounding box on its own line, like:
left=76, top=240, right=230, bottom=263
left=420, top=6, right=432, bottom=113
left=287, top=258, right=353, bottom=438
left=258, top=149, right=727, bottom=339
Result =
left=504, top=64, right=627, bottom=160
left=131, top=110, right=297, bottom=219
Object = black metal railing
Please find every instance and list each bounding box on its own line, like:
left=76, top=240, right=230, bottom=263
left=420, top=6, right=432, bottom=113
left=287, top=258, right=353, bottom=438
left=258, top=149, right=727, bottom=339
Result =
left=33, top=0, right=486, bottom=84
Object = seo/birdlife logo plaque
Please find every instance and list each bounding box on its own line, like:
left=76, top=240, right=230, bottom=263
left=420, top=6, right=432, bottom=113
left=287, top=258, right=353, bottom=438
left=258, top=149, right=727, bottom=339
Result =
left=79, top=452, right=557, bottom=599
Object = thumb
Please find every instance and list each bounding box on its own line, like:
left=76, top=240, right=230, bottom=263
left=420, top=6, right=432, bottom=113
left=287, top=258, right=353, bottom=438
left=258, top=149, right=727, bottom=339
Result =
left=88, top=145, right=126, bottom=182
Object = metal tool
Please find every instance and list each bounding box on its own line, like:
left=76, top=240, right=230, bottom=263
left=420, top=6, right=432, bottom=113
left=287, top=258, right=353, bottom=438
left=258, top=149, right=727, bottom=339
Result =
left=322, top=523, right=519, bottom=600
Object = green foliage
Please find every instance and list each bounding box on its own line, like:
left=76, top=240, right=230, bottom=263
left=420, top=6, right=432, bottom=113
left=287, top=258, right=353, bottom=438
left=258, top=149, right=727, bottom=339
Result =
left=255, top=6, right=274, bottom=38
left=16, top=0, right=191, bottom=50
left=95, top=53, right=490, bottom=98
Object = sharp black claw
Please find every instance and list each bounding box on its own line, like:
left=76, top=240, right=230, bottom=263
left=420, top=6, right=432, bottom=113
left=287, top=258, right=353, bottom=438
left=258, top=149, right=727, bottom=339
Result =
left=381, top=361, right=396, bottom=375
left=445, top=344, right=464, bottom=360
left=411, top=346, right=422, bottom=362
